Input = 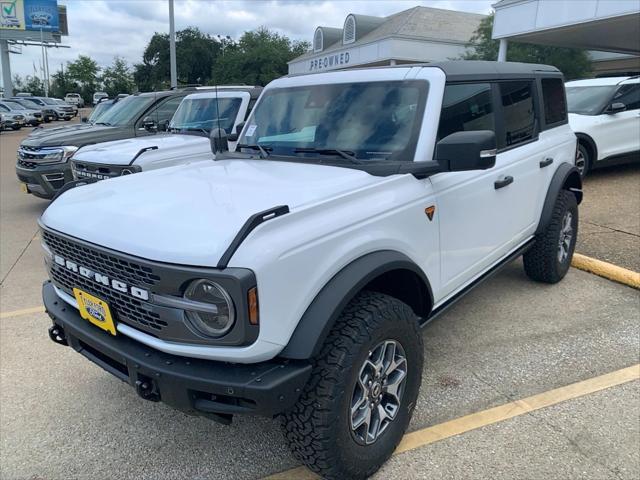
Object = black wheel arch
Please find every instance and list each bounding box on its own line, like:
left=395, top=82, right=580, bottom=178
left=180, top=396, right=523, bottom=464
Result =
left=536, top=162, right=582, bottom=235
left=279, top=250, right=433, bottom=360
left=575, top=133, right=597, bottom=163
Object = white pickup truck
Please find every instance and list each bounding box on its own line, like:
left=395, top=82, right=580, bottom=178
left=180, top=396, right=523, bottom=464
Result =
left=70, top=87, right=261, bottom=182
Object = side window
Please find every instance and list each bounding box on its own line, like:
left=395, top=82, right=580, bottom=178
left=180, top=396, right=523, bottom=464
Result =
left=613, top=84, right=640, bottom=110
left=437, top=83, right=495, bottom=141
left=499, top=81, right=537, bottom=148
left=145, top=96, right=184, bottom=124
left=541, top=78, right=567, bottom=126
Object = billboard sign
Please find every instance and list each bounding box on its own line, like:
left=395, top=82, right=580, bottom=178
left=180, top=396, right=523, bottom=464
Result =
left=0, top=0, right=59, bottom=31
left=24, top=0, right=58, bottom=31
left=0, top=0, right=26, bottom=30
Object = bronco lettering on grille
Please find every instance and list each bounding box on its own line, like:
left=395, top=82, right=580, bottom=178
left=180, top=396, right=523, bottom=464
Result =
left=53, top=254, right=150, bottom=301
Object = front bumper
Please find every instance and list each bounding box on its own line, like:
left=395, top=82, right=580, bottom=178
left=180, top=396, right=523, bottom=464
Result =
left=43, top=281, right=311, bottom=421
left=15, top=162, right=73, bottom=199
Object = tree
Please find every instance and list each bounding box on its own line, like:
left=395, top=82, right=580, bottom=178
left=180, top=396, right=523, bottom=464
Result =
left=212, top=27, right=309, bottom=86
left=463, top=14, right=591, bottom=80
left=102, top=57, right=135, bottom=96
left=12, top=74, right=45, bottom=96
left=134, top=27, right=220, bottom=91
left=66, top=55, right=100, bottom=102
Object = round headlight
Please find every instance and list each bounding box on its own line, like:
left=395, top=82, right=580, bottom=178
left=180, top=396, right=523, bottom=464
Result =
left=184, top=280, right=235, bottom=337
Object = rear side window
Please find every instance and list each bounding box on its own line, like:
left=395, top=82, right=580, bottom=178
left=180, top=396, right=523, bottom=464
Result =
left=437, top=83, right=495, bottom=141
left=613, top=84, right=640, bottom=110
left=541, top=78, right=567, bottom=126
left=499, top=81, right=536, bottom=148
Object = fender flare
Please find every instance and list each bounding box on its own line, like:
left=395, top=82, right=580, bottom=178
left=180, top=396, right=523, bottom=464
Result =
left=279, top=250, right=433, bottom=360
left=575, top=133, right=598, bottom=162
left=535, top=162, right=582, bottom=235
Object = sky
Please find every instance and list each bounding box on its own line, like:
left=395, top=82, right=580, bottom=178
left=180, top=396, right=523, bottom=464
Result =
left=6, top=0, right=494, bottom=80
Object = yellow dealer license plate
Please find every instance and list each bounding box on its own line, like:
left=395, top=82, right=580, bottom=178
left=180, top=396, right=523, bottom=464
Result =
left=73, top=288, right=117, bottom=336
left=19, top=183, right=28, bottom=194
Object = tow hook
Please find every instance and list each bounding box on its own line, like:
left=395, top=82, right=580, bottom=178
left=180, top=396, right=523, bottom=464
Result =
left=48, top=325, right=68, bottom=346
left=135, top=377, right=161, bottom=402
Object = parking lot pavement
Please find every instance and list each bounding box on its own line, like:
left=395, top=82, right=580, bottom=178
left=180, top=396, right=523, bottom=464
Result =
left=1, top=127, right=639, bottom=479
left=577, top=163, right=640, bottom=272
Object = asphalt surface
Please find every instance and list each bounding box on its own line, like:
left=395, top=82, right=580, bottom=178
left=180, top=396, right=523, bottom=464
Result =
left=0, top=125, right=639, bottom=479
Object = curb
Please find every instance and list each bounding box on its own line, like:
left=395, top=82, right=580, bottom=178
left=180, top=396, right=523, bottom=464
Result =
left=572, top=253, right=640, bottom=290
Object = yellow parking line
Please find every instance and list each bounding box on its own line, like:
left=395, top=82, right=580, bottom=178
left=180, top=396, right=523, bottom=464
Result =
left=264, top=364, right=640, bottom=480
left=572, top=253, right=640, bottom=290
left=0, top=306, right=45, bottom=319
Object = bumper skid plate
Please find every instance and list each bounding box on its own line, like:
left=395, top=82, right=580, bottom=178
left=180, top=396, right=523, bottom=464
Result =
left=43, top=281, right=312, bottom=423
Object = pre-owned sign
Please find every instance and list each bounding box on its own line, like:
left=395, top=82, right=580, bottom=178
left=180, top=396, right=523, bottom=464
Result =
left=309, top=51, right=352, bottom=72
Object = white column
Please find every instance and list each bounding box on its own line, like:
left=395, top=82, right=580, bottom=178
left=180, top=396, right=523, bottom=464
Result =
left=390, top=59, right=396, bottom=66
left=169, top=0, right=177, bottom=88
left=497, top=39, right=508, bottom=62
left=0, top=40, right=13, bottom=98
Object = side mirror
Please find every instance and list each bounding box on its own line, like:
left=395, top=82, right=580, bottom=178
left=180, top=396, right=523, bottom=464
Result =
left=210, top=128, right=229, bottom=154
left=435, top=130, right=496, bottom=172
left=142, top=116, right=157, bottom=132
left=81, top=116, right=88, bottom=123
left=227, top=122, right=245, bottom=142
left=606, top=102, right=626, bottom=114
left=158, top=119, right=170, bottom=132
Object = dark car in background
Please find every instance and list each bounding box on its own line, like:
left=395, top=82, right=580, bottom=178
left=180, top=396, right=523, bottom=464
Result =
left=16, top=89, right=193, bottom=199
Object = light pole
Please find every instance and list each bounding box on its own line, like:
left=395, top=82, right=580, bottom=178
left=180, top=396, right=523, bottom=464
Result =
left=169, top=0, right=177, bottom=88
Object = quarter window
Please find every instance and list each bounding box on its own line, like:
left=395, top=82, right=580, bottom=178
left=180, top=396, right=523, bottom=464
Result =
left=437, top=83, right=495, bottom=141
left=541, top=78, right=567, bottom=126
left=499, top=81, right=536, bottom=148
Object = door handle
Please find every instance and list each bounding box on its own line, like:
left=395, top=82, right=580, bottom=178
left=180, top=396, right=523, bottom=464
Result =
left=494, top=176, right=514, bottom=190
left=540, top=157, right=554, bottom=168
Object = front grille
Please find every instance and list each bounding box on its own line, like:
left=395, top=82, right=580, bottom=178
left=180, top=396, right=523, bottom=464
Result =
left=17, top=159, right=37, bottom=169
left=50, top=266, right=167, bottom=332
left=43, top=230, right=167, bottom=333
left=72, top=161, right=137, bottom=181
left=42, top=230, right=160, bottom=287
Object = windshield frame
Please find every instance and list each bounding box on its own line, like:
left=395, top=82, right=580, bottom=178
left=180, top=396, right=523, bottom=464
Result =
left=237, top=80, right=429, bottom=164
left=566, top=85, right=617, bottom=115
left=169, top=92, right=248, bottom=135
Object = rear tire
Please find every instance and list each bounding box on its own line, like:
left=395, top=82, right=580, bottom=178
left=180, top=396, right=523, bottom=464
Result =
left=576, top=143, right=591, bottom=178
left=524, top=190, right=578, bottom=283
left=281, top=291, right=423, bottom=480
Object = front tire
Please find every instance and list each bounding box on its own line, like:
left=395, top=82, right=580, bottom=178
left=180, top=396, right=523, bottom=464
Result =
left=281, top=291, right=423, bottom=480
left=524, top=190, right=578, bottom=283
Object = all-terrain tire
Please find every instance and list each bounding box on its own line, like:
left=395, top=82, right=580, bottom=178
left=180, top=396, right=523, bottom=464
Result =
left=524, top=189, right=578, bottom=283
left=281, top=291, right=423, bottom=480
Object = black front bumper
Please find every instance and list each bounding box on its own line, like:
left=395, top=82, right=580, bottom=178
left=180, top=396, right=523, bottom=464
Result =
left=15, top=162, right=73, bottom=199
left=43, top=282, right=311, bottom=421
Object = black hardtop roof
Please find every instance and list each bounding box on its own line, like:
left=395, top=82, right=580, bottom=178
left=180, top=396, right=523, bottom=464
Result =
left=135, top=86, right=263, bottom=99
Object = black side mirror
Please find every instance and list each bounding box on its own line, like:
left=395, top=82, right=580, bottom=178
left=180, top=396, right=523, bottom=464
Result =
left=606, top=102, right=626, bottom=114
left=142, top=116, right=157, bottom=131
left=435, top=130, right=496, bottom=172
left=227, top=122, right=245, bottom=142
left=158, top=119, right=170, bottom=132
left=210, top=128, right=229, bottom=154
left=81, top=117, right=88, bottom=123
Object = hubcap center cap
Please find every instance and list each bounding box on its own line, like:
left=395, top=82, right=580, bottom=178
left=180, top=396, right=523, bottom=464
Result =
left=371, top=382, right=382, bottom=398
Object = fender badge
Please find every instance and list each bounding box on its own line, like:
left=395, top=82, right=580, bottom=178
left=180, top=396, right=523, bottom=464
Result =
left=425, top=206, right=436, bottom=221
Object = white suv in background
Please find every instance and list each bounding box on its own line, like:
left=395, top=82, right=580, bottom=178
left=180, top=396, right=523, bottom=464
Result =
left=566, top=76, right=640, bottom=177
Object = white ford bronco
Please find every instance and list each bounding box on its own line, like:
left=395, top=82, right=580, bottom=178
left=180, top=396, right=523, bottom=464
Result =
left=69, top=87, right=261, bottom=182
left=42, top=61, right=581, bottom=479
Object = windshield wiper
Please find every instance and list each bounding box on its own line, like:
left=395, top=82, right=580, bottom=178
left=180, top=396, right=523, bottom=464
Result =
left=293, top=147, right=362, bottom=164
left=237, top=143, right=272, bottom=159
left=94, top=122, right=112, bottom=126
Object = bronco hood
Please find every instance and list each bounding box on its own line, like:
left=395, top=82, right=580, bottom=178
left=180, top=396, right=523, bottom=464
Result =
left=40, top=160, right=385, bottom=266
left=72, top=133, right=211, bottom=166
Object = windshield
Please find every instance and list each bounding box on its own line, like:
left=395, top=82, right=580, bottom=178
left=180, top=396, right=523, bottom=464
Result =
left=566, top=86, right=616, bottom=115
left=1, top=102, right=19, bottom=111
left=238, top=81, right=426, bottom=161
left=95, top=95, right=155, bottom=126
left=88, top=101, right=114, bottom=123
left=14, top=99, right=38, bottom=109
left=41, top=98, right=58, bottom=105
left=169, top=96, right=243, bottom=134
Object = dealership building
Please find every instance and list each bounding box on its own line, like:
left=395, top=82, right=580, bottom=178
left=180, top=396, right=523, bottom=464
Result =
left=288, top=6, right=486, bottom=75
